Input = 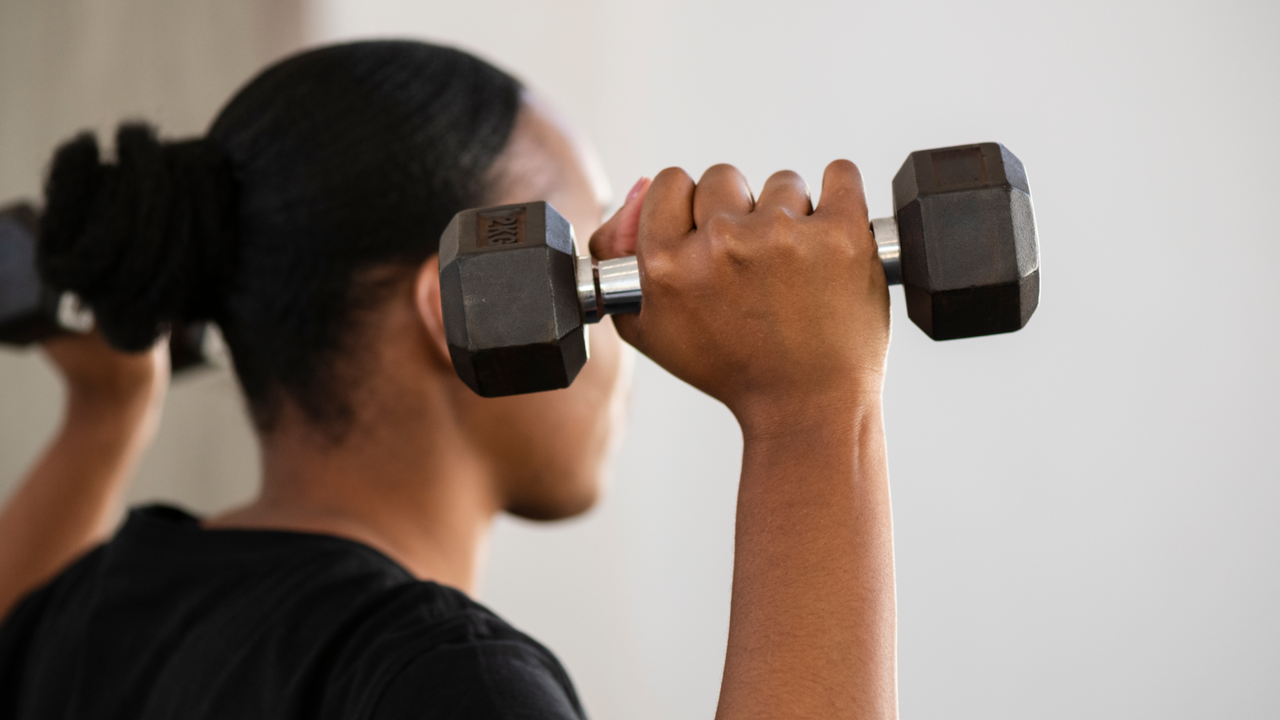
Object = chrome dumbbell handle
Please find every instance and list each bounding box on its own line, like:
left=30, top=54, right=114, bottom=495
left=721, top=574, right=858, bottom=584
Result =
left=869, top=216, right=902, bottom=286
left=576, top=255, right=642, bottom=323
left=575, top=216, right=902, bottom=323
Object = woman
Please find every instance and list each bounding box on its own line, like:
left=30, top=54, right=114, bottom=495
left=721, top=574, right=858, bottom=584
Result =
left=0, top=41, right=896, bottom=718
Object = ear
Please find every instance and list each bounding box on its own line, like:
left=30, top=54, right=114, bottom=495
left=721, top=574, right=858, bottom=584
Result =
left=413, top=255, right=455, bottom=374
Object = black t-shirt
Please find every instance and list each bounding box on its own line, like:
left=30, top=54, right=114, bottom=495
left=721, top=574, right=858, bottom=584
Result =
left=0, top=505, right=586, bottom=719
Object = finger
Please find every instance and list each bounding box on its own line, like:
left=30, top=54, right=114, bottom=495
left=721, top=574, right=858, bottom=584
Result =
left=589, top=177, right=651, bottom=261
left=637, top=167, right=696, bottom=256
left=813, top=159, right=868, bottom=224
left=609, top=305, right=640, bottom=351
left=755, top=170, right=812, bottom=217
left=152, top=334, right=174, bottom=384
left=692, top=164, right=754, bottom=230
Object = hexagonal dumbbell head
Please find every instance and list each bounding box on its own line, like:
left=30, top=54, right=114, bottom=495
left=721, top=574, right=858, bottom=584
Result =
left=892, top=143, right=1039, bottom=340
left=438, top=201, right=586, bottom=397
left=0, top=203, right=62, bottom=344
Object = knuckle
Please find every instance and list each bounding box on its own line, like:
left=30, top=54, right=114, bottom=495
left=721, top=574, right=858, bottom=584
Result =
left=765, top=205, right=796, bottom=226
left=653, top=166, right=693, bottom=190
left=754, top=205, right=801, bottom=237
left=766, top=169, right=805, bottom=189
left=827, top=158, right=862, bottom=181
left=719, top=242, right=751, bottom=268
left=640, top=252, right=676, bottom=292
left=703, top=215, right=751, bottom=264
left=701, top=213, right=740, bottom=248
left=699, top=163, right=748, bottom=193
left=762, top=171, right=813, bottom=213
left=701, top=163, right=744, bottom=182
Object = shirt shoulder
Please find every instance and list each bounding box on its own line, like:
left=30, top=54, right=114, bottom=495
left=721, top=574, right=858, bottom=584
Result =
left=0, top=505, right=586, bottom=720
left=337, top=584, right=586, bottom=720
left=367, top=621, right=586, bottom=720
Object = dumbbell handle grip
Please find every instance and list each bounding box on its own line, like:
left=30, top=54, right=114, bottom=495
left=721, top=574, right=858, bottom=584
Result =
left=869, top=216, right=902, bottom=286
left=577, top=216, right=901, bottom=323
left=576, top=255, right=641, bottom=323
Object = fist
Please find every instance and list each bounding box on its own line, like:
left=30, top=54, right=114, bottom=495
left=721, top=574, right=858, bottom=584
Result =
left=42, top=330, right=170, bottom=413
left=593, top=160, right=890, bottom=426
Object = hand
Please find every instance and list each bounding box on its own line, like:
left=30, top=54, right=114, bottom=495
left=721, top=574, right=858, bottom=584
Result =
left=592, top=161, right=890, bottom=432
left=41, top=330, right=169, bottom=422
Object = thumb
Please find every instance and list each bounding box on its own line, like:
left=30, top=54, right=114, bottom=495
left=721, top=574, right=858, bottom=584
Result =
left=589, top=177, right=650, bottom=260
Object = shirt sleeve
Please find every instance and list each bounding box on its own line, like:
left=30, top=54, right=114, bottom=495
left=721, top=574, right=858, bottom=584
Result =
left=368, top=638, right=587, bottom=720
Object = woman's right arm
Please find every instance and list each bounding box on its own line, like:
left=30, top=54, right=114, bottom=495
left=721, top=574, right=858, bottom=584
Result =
left=595, top=160, right=896, bottom=719
left=720, top=392, right=894, bottom=719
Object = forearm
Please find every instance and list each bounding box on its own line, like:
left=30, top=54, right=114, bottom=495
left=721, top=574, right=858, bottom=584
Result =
left=717, top=397, right=896, bottom=720
left=0, top=392, right=156, bottom=618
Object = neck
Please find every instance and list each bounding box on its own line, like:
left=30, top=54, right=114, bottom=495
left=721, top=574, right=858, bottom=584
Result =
left=209, top=397, right=499, bottom=596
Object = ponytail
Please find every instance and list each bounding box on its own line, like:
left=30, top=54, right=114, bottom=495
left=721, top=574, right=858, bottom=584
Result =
left=39, top=124, right=237, bottom=352
left=37, top=42, right=522, bottom=437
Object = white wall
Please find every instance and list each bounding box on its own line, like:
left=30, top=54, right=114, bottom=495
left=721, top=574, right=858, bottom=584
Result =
left=314, top=1, right=1280, bottom=719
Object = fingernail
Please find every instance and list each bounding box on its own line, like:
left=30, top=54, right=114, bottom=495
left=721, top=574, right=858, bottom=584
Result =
left=626, top=177, right=648, bottom=203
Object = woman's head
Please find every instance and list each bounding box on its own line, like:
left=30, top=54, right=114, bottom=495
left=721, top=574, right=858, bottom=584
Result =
left=38, top=40, right=629, bottom=520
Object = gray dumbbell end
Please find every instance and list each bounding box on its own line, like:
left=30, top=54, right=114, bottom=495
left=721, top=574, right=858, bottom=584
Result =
left=892, top=142, right=1039, bottom=340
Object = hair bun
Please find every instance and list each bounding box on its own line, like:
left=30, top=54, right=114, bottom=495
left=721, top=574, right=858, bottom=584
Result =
left=39, top=123, right=237, bottom=352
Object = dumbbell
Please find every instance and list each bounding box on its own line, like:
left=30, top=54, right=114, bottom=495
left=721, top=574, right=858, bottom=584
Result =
left=439, top=142, right=1039, bottom=398
left=0, top=202, right=219, bottom=372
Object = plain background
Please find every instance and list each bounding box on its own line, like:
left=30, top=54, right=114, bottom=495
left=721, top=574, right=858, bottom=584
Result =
left=3, top=0, right=1278, bottom=718
left=0, top=0, right=299, bottom=521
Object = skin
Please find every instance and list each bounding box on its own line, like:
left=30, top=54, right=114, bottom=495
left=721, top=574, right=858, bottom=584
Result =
left=207, top=95, right=634, bottom=593
left=0, top=332, right=167, bottom=620
left=0, top=94, right=897, bottom=719
left=599, top=163, right=897, bottom=719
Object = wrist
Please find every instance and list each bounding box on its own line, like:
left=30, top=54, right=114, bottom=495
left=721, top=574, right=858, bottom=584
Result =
left=62, top=387, right=161, bottom=447
left=43, top=332, right=169, bottom=419
left=732, top=382, right=883, bottom=445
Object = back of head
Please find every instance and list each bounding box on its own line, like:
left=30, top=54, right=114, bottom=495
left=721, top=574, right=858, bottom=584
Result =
left=38, top=41, right=523, bottom=437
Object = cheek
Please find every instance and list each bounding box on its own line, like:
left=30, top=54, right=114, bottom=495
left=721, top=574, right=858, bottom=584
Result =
left=596, top=320, right=634, bottom=440
left=500, top=321, right=632, bottom=519
left=530, top=319, right=628, bottom=472
left=461, top=311, right=632, bottom=519
left=582, top=318, right=631, bottom=437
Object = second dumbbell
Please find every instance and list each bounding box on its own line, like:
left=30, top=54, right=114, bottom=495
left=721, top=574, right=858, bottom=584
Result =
left=0, top=202, right=221, bottom=372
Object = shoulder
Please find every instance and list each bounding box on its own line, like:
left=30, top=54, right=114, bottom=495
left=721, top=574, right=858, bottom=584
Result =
left=0, top=543, right=108, bottom=706
left=0, top=542, right=106, bottom=647
left=0, top=506, right=586, bottom=719
left=345, top=586, right=586, bottom=720
left=367, top=608, right=585, bottom=719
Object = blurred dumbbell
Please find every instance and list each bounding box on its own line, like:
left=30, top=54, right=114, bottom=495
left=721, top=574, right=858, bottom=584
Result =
left=439, top=142, right=1040, bottom=397
left=0, top=202, right=220, bottom=373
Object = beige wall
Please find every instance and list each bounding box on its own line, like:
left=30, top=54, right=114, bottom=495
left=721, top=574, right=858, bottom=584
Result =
left=0, top=0, right=303, bottom=516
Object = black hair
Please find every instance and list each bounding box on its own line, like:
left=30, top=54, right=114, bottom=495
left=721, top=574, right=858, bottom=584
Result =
left=38, top=41, right=523, bottom=437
